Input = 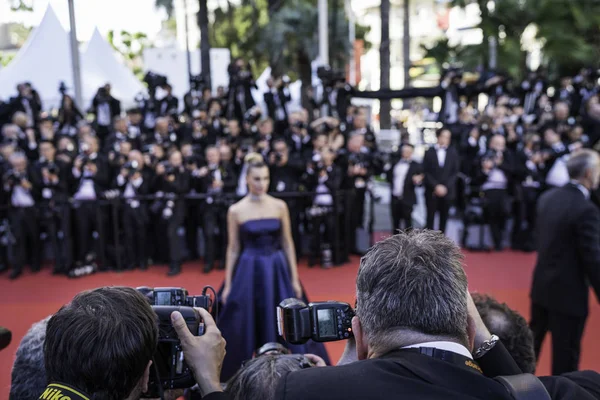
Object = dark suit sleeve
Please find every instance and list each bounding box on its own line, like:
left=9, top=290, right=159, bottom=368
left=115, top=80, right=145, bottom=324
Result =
left=575, top=205, right=600, bottom=302
left=423, top=150, right=440, bottom=190
left=477, top=341, right=522, bottom=378
left=561, top=371, right=600, bottom=399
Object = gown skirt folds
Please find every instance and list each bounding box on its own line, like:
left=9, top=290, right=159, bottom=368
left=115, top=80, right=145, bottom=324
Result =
left=218, top=218, right=330, bottom=381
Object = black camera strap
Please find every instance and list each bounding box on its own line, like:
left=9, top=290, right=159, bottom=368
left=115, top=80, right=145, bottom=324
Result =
left=397, top=348, right=551, bottom=400
left=397, top=347, right=483, bottom=374
left=39, top=382, right=90, bottom=400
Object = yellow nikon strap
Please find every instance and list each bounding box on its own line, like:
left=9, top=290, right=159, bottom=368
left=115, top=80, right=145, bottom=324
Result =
left=39, top=382, right=90, bottom=400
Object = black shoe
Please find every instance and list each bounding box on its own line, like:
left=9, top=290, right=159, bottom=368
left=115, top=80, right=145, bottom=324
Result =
left=0, top=264, right=7, bottom=274
left=31, top=265, right=41, bottom=273
left=168, top=264, right=181, bottom=276
left=203, top=263, right=214, bottom=274
left=217, top=260, right=225, bottom=271
left=139, top=263, right=148, bottom=271
left=9, top=269, right=22, bottom=280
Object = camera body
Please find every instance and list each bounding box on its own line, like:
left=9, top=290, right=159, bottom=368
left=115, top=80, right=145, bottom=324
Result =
left=137, top=287, right=212, bottom=397
left=45, top=162, right=59, bottom=175
left=277, top=298, right=355, bottom=345
left=317, top=66, right=346, bottom=87
left=190, top=74, right=206, bottom=91
left=123, top=160, right=140, bottom=176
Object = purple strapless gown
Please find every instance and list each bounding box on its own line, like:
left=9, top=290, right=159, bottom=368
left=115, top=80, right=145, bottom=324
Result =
left=218, top=218, right=330, bottom=381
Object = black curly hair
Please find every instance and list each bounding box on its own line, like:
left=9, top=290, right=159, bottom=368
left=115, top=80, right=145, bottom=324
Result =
left=472, top=293, right=536, bottom=374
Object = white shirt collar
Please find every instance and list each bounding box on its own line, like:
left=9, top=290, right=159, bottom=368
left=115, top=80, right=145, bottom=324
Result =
left=570, top=180, right=590, bottom=200
left=401, top=341, right=473, bottom=360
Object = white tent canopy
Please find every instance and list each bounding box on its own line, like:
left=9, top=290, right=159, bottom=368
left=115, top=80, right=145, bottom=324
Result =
left=81, top=29, right=146, bottom=109
left=0, top=6, right=74, bottom=109
left=0, top=6, right=144, bottom=110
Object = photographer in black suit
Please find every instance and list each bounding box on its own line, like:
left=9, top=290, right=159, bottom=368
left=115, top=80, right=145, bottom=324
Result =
left=3, top=152, right=40, bottom=279
left=199, top=146, right=236, bottom=273
left=384, top=143, right=423, bottom=232
left=31, top=141, right=72, bottom=275
left=114, top=150, right=151, bottom=271
left=472, top=135, right=516, bottom=251
left=90, top=84, right=121, bottom=141
left=530, top=149, right=600, bottom=375
left=276, top=230, right=600, bottom=400
left=153, top=151, right=190, bottom=276
left=423, top=128, right=459, bottom=233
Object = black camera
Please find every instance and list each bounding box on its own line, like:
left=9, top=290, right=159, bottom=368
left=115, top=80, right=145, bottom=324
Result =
left=317, top=66, right=346, bottom=87
left=45, top=162, right=59, bottom=175
left=124, top=160, right=140, bottom=176
left=190, top=74, right=206, bottom=91
left=293, top=121, right=307, bottom=130
left=184, top=156, right=197, bottom=166
left=137, top=287, right=213, bottom=397
left=277, top=298, right=355, bottom=345
left=4, top=169, right=25, bottom=184
left=144, top=71, right=168, bottom=92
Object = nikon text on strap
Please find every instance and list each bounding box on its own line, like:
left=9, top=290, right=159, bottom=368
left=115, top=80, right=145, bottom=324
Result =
left=39, top=382, right=90, bottom=400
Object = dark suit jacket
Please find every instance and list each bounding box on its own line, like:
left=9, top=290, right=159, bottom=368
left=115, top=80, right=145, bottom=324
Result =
left=423, top=146, right=460, bottom=201
left=158, top=96, right=179, bottom=116
left=531, top=183, right=600, bottom=317
left=275, top=350, right=600, bottom=400
left=264, top=88, right=291, bottom=122
left=385, top=156, right=422, bottom=206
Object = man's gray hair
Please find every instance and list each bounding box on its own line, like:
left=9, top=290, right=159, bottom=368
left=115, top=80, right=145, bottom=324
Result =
left=356, top=230, right=469, bottom=350
left=10, top=316, right=51, bottom=400
left=567, top=149, right=600, bottom=180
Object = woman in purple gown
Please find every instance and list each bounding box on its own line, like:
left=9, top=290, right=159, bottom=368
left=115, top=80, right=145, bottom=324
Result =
left=218, top=153, right=330, bottom=381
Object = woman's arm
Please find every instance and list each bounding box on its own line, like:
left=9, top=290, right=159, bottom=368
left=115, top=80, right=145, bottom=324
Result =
left=279, top=200, right=299, bottom=285
left=224, top=207, right=241, bottom=289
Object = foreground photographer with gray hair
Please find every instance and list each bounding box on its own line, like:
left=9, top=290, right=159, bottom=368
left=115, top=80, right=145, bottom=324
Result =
left=275, top=230, right=600, bottom=400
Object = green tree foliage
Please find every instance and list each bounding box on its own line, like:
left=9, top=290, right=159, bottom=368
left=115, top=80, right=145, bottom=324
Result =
left=107, top=30, right=150, bottom=79
left=9, top=0, right=33, bottom=12
left=430, top=0, right=600, bottom=80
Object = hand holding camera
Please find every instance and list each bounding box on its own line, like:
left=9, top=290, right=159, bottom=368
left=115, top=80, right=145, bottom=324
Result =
left=170, top=308, right=226, bottom=397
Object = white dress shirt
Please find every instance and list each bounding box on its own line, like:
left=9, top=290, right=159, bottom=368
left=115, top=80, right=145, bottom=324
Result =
left=436, top=146, right=447, bottom=168
left=402, top=341, right=473, bottom=360
left=392, top=160, right=410, bottom=198
left=11, top=185, right=35, bottom=207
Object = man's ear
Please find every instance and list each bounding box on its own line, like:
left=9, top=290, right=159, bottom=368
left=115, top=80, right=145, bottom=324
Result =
left=141, top=360, right=152, bottom=394
left=352, top=316, right=369, bottom=360
left=466, top=315, right=476, bottom=352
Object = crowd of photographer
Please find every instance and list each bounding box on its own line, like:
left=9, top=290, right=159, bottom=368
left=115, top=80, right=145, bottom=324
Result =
left=8, top=230, right=600, bottom=400
left=0, top=59, right=378, bottom=280
left=422, top=67, right=600, bottom=251
left=2, top=61, right=600, bottom=279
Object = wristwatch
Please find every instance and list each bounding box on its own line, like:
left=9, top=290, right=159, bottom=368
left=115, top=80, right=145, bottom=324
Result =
left=473, top=334, right=500, bottom=359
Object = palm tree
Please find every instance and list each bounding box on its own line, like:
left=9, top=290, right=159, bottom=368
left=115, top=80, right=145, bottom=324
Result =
left=380, top=0, right=391, bottom=129
left=198, top=0, right=211, bottom=88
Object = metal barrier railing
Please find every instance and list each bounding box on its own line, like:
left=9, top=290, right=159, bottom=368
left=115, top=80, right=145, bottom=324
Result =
left=1, top=189, right=366, bottom=271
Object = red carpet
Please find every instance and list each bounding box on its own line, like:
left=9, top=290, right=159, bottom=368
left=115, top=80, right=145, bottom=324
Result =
left=1, top=250, right=600, bottom=397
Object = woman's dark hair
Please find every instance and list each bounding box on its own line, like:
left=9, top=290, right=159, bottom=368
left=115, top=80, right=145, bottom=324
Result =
left=44, top=287, right=158, bottom=400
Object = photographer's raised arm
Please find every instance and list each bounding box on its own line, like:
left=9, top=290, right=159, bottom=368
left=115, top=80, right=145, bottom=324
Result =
left=171, top=308, right=228, bottom=399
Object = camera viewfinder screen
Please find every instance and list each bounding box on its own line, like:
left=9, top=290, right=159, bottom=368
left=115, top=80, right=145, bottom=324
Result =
left=317, top=309, right=336, bottom=338
left=156, top=292, right=171, bottom=306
